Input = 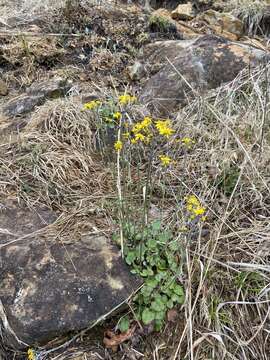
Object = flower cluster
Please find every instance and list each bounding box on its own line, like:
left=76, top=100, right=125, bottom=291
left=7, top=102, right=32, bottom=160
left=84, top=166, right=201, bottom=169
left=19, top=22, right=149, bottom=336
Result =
left=119, top=94, right=137, bottom=105
left=185, top=195, right=206, bottom=221
left=114, top=140, right=123, bottom=152
left=130, top=116, right=152, bottom=144
left=113, top=115, right=176, bottom=168
left=155, top=120, right=175, bottom=138
left=83, top=100, right=102, bottom=110
left=182, top=137, right=195, bottom=148
left=159, top=155, right=172, bottom=166
left=27, top=349, right=36, bottom=360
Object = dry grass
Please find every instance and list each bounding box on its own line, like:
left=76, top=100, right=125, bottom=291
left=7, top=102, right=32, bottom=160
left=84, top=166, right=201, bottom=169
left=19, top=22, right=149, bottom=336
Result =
left=226, top=0, right=270, bottom=36
left=154, top=63, right=270, bottom=359
left=2, top=64, right=270, bottom=359
left=0, top=98, right=116, bottom=231
left=1, top=1, right=270, bottom=359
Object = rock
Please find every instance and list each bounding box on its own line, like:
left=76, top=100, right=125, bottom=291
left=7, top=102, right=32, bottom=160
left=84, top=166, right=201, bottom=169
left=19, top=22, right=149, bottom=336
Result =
left=149, top=9, right=183, bottom=39
left=197, top=10, right=244, bottom=40
left=151, top=9, right=198, bottom=39
left=143, top=38, right=197, bottom=68
left=82, top=92, right=100, bottom=103
left=26, top=77, right=72, bottom=99
left=3, top=78, right=72, bottom=117
left=139, top=35, right=268, bottom=115
left=0, top=199, right=141, bottom=348
left=3, top=96, right=44, bottom=117
left=171, top=3, right=195, bottom=21
left=127, top=61, right=146, bottom=81
left=0, top=79, right=8, bottom=96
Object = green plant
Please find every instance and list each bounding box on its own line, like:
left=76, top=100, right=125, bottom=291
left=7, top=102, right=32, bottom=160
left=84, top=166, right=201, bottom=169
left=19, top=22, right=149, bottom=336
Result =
left=215, top=166, right=240, bottom=196
left=149, top=15, right=176, bottom=34
left=235, top=271, right=265, bottom=297
left=123, top=220, right=184, bottom=331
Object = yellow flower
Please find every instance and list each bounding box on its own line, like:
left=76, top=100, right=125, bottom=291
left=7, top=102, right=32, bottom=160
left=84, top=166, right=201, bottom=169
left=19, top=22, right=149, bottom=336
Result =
left=119, top=94, right=137, bottom=105
left=27, top=349, right=36, bottom=360
left=185, top=195, right=206, bottom=220
left=182, top=137, right=195, bottom=147
left=132, top=123, right=144, bottom=133
left=123, top=132, right=130, bottom=139
left=113, top=112, right=122, bottom=121
left=193, top=207, right=206, bottom=216
left=131, top=138, right=137, bottom=144
left=83, top=100, right=102, bottom=110
left=135, top=133, right=145, bottom=142
left=155, top=120, right=175, bottom=137
left=186, top=195, right=200, bottom=207
left=114, top=140, right=123, bottom=152
left=141, top=116, right=152, bottom=127
left=159, top=155, right=172, bottom=166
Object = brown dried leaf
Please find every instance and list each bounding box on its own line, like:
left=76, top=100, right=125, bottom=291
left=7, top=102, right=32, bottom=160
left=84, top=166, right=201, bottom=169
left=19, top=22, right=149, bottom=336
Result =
left=103, top=325, right=136, bottom=349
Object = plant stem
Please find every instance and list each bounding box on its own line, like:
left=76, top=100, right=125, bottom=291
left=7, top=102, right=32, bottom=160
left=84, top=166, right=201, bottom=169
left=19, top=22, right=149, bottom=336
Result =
left=116, top=120, right=124, bottom=258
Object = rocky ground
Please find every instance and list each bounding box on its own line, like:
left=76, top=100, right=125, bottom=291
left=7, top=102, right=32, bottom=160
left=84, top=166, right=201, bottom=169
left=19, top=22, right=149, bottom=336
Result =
left=1, top=0, right=270, bottom=359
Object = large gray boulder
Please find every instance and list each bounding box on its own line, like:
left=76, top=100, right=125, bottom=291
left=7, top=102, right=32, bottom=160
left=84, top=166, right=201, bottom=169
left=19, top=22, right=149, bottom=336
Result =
left=0, top=199, right=140, bottom=348
left=139, top=35, right=269, bottom=115
left=3, top=78, right=72, bottom=117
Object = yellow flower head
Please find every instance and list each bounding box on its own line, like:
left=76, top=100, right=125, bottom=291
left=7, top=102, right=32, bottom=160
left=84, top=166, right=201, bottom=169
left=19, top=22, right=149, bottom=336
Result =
left=155, top=120, right=175, bottom=137
left=123, top=132, right=130, bottom=139
left=159, top=154, right=172, bottom=166
left=141, top=116, right=152, bottom=127
left=182, top=137, right=195, bottom=147
left=27, top=349, right=36, bottom=360
left=113, top=112, right=122, bottom=121
left=135, top=133, right=145, bottom=142
left=83, top=100, right=102, bottom=110
left=185, top=195, right=206, bottom=220
left=114, top=140, right=123, bottom=152
left=131, top=138, right=137, bottom=144
left=119, top=94, right=137, bottom=105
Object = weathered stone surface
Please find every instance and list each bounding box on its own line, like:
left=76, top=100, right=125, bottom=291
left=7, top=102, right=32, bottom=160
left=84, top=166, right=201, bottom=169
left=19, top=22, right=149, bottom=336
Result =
left=127, top=61, right=146, bottom=81
left=0, top=79, right=8, bottom=96
left=171, top=3, right=195, bottom=21
left=139, top=35, right=268, bottom=115
left=142, top=38, right=197, bottom=75
left=3, top=78, right=72, bottom=117
left=3, top=96, right=44, bottom=117
left=0, top=199, right=140, bottom=348
left=197, top=10, right=244, bottom=40
left=26, top=78, right=72, bottom=99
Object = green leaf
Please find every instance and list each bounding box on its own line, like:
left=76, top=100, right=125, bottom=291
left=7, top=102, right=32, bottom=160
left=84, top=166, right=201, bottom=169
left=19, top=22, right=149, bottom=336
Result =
left=142, top=308, right=155, bottom=325
left=169, top=241, right=179, bottom=251
left=145, top=278, right=158, bottom=289
left=154, top=310, right=166, bottom=320
left=155, top=272, right=166, bottom=281
left=172, top=294, right=184, bottom=304
left=151, top=220, right=161, bottom=232
left=167, top=299, right=174, bottom=309
left=173, top=284, right=184, bottom=296
left=118, top=316, right=130, bottom=333
left=141, top=285, right=154, bottom=298
left=140, top=268, right=154, bottom=277
left=158, top=231, right=172, bottom=243
left=147, top=239, right=157, bottom=249
left=126, top=251, right=136, bottom=265
left=154, top=319, right=164, bottom=331
left=151, top=298, right=166, bottom=312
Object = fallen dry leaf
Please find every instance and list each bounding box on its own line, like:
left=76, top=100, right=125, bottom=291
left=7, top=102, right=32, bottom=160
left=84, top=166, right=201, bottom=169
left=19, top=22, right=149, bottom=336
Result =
left=167, top=308, right=178, bottom=322
left=103, top=325, right=136, bottom=350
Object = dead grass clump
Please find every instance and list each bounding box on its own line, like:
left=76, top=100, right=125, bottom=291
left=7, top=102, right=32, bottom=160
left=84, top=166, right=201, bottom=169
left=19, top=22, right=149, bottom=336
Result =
left=226, top=0, right=270, bottom=36
left=0, top=98, right=115, bottom=211
left=156, top=63, right=270, bottom=359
